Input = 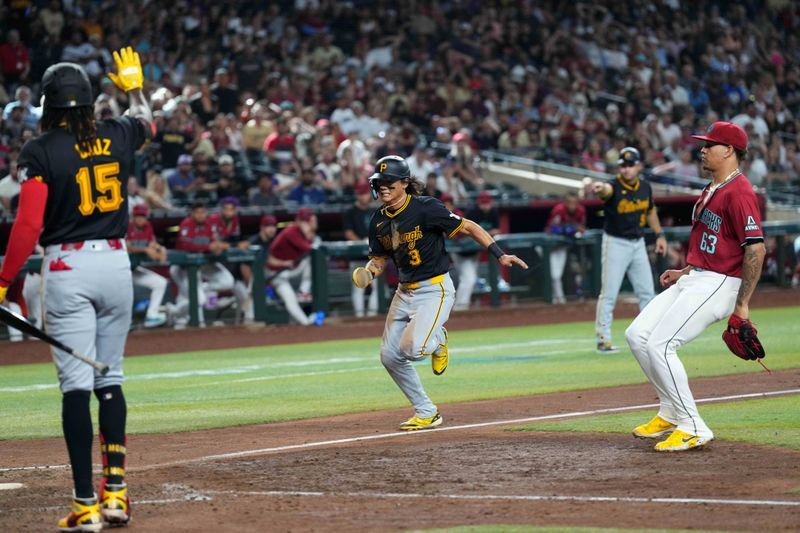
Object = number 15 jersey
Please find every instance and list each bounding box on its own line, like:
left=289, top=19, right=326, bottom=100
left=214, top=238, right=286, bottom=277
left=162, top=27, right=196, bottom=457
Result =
left=17, top=116, right=149, bottom=246
left=368, top=195, right=465, bottom=283
left=687, top=172, right=763, bottom=278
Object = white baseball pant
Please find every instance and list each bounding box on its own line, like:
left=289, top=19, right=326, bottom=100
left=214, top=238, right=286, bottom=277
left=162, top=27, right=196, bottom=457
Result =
left=625, top=269, right=740, bottom=439
left=132, top=266, right=168, bottom=319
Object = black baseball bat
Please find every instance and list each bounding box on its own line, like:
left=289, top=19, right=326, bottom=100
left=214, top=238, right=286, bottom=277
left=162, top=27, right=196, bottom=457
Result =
left=0, top=305, right=110, bottom=375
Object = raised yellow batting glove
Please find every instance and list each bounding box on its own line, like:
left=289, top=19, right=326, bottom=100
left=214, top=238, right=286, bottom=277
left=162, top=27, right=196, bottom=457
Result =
left=0, top=285, right=7, bottom=303
left=107, top=46, right=144, bottom=92
left=352, top=267, right=374, bottom=289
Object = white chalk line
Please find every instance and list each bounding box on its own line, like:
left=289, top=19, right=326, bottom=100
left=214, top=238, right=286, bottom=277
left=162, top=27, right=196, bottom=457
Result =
left=3, top=387, right=799, bottom=476
left=0, top=338, right=575, bottom=393
left=139, top=387, right=800, bottom=470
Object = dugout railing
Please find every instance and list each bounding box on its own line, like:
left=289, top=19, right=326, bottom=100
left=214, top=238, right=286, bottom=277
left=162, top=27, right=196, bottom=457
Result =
left=6, top=220, right=800, bottom=331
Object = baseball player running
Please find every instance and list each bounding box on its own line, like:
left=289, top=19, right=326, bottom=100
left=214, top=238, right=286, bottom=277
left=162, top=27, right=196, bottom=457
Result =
left=590, top=147, right=668, bottom=352
left=625, top=122, right=765, bottom=451
left=0, top=48, right=151, bottom=530
left=353, top=156, right=527, bottom=431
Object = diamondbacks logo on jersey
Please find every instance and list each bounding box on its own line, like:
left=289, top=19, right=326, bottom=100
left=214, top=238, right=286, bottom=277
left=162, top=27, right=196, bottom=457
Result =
left=744, top=215, right=759, bottom=232
left=699, top=208, right=722, bottom=232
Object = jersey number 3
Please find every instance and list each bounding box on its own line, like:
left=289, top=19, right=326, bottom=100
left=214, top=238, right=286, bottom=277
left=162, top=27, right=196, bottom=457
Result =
left=75, top=163, right=123, bottom=216
left=699, top=232, right=717, bottom=254
left=408, top=249, right=422, bottom=266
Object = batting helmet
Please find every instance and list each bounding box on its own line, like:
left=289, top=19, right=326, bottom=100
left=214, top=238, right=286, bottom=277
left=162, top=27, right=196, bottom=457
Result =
left=42, top=63, right=93, bottom=109
left=617, top=147, right=641, bottom=166
left=371, top=155, right=410, bottom=181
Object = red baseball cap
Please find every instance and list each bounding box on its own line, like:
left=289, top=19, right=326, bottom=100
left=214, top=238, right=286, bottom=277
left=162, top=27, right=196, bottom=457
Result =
left=296, top=207, right=315, bottom=222
left=132, top=204, right=148, bottom=216
left=439, top=192, right=454, bottom=203
left=477, top=190, right=493, bottom=205
left=691, top=121, right=748, bottom=151
left=260, top=214, right=277, bottom=227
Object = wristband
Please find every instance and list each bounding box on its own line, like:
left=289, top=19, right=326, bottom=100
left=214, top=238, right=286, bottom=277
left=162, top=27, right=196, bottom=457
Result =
left=488, top=242, right=505, bottom=259
left=656, top=232, right=665, bottom=239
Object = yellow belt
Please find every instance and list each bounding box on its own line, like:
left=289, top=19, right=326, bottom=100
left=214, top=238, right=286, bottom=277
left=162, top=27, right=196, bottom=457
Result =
left=402, top=274, right=445, bottom=290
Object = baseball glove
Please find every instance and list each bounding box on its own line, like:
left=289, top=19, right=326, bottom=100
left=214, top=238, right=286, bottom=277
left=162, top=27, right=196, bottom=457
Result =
left=352, top=267, right=374, bottom=289
left=107, top=46, right=144, bottom=92
left=722, top=314, right=765, bottom=361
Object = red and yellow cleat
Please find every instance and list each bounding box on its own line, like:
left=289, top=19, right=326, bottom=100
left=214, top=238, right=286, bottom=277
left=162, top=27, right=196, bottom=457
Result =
left=99, top=479, right=131, bottom=526
left=57, top=496, right=102, bottom=532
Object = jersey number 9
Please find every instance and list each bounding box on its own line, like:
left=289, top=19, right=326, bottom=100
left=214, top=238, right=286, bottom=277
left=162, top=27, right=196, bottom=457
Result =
left=75, top=162, right=123, bottom=216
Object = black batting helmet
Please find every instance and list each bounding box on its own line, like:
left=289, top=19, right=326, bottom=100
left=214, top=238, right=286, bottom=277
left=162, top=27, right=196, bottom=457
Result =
left=369, top=155, right=410, bottom=199
left=42, top=62, right=93, bottom=109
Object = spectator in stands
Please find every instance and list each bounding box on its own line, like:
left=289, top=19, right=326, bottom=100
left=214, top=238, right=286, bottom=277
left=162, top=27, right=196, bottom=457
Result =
left=189, top=78, right=218, bottom=126
left=211, top=154, right=244, bottom=199
left=0, top=158, right=20, bottom=214
left=314, top=140, right=343, bottom=194
left=211, top=67, right=239, bottom=115
left=343, top=179, right=378, bottom=317
left=2, top=86, right=40, bottom=129
left=144, top=168, right=173, bottom=210
left=127, top=177, right=147, bottom=215
left=126, top=205, right=169, bottom=328
left=266, top=207, right=325, bottom=326
left=287, top=166, right=327, bottom=205
left=157, top=116, right=194, bottom=170
left=0, top=30, right=29, bottom=88
left=167, top=154, right=200, bottom=199
left=545, top=192, right=587, bottom=305
left=453, top=191, right=500, bottom=310
left=242, top=102, right=273, bottom=161
left=169, top=202, right=236, bottom=327
left=263, top=115, right=295, bottom=164
left=406, top=144, right=436, bottom=187
left=249, top=170, right=284, bottom=207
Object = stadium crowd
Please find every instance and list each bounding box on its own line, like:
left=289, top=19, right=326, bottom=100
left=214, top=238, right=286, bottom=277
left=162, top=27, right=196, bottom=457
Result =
left=0, top=1, right=799, bottom=331
left=1, top=0, right=799, bottom=213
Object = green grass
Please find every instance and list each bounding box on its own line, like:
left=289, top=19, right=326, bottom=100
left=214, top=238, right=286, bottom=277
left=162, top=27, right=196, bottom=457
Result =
left=0, top=306, right=797, bottom=440
left=411, top=527, right=730, bottom=533
left=511, top=395, right=800, bottom=450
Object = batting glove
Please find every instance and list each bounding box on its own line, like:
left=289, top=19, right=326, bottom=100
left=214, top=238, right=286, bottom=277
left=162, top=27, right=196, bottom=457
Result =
left=107, top=46, right=144, bottom=92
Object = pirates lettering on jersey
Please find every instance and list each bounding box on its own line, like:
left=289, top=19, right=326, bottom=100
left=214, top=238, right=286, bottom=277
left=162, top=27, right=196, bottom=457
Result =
left=603, top=176, right=654, bottom=239
left=699, top=208, right=722, bottom=232
left=17, top=116, right=149, bottom=246
left=368, top=195, right=464, bottom=283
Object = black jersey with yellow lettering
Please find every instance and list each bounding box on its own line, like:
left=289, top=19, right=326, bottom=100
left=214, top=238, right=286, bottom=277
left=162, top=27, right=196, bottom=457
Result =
left=17, top=116, right=148, bottom=246
left=602, top=175, right=654, bottom=239
left=368, top=195, right=465, bottom=283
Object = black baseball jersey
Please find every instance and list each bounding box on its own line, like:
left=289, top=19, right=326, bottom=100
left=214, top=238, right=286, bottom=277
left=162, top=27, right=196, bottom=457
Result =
left=343, top=204, right=372, bottom=239
left=18, top=116, right=148, bottom=246
left=602, top=175, right=654, bottom=239
left=368, top=195, right=465, bottom=283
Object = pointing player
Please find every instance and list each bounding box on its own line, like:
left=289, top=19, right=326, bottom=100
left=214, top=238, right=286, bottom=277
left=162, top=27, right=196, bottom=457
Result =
left=0, top=48, right=152, bottom=530
left=352, top=156, right=527, bottom=431
left=625, top=122, right=766, bottom=452
left=590, top=147, right=668, bottom=352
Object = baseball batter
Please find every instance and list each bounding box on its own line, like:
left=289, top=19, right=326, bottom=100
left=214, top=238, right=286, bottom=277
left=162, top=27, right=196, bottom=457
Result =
left=0, top=48, right=151, bottom=530
left=353, top=156, right=527, bottom=430
left=625, top=122, right=765, bottom=451
left=591, top=147, right=667, bottom=352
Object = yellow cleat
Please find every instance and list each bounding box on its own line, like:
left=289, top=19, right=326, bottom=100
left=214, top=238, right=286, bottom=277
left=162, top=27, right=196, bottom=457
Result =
left=57, top=496, right=103, bottom=532
left=399, top=412, right=443, bottom=431
left=632, top=415, right=677, bottom=439
left=432, top=328, right=448, bottom=375
left=654, top=429, right=712, bottom=452
left=100, top=481, right=131, bottom=526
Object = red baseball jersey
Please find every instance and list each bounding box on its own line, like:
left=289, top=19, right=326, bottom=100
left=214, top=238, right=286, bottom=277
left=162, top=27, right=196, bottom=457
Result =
left=687, top=173, right=763, bottom=277
left=126, top=220, right=155, bottom=248
left=175, top=217, right=216, bottom=252
left=208, top=212, right=241, bottom=241
left=269, top=224, right=311, bottom=268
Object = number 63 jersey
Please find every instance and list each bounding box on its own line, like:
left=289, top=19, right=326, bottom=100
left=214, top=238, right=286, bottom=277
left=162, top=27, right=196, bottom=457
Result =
left=687, top=172, right=764, bottom=278
left=368, top=195, right=465, bottom=284
left=17, top=116, right=149, bottom=246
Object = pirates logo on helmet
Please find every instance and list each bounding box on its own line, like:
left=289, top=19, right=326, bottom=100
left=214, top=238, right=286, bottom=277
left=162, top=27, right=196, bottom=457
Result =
left=42, top=62, right=93, bottom=109
left=369, top=155, right=410, bottom=199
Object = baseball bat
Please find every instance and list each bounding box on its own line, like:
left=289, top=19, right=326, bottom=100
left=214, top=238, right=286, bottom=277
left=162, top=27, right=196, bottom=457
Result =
left=0, top=305, right=110, bottom=375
